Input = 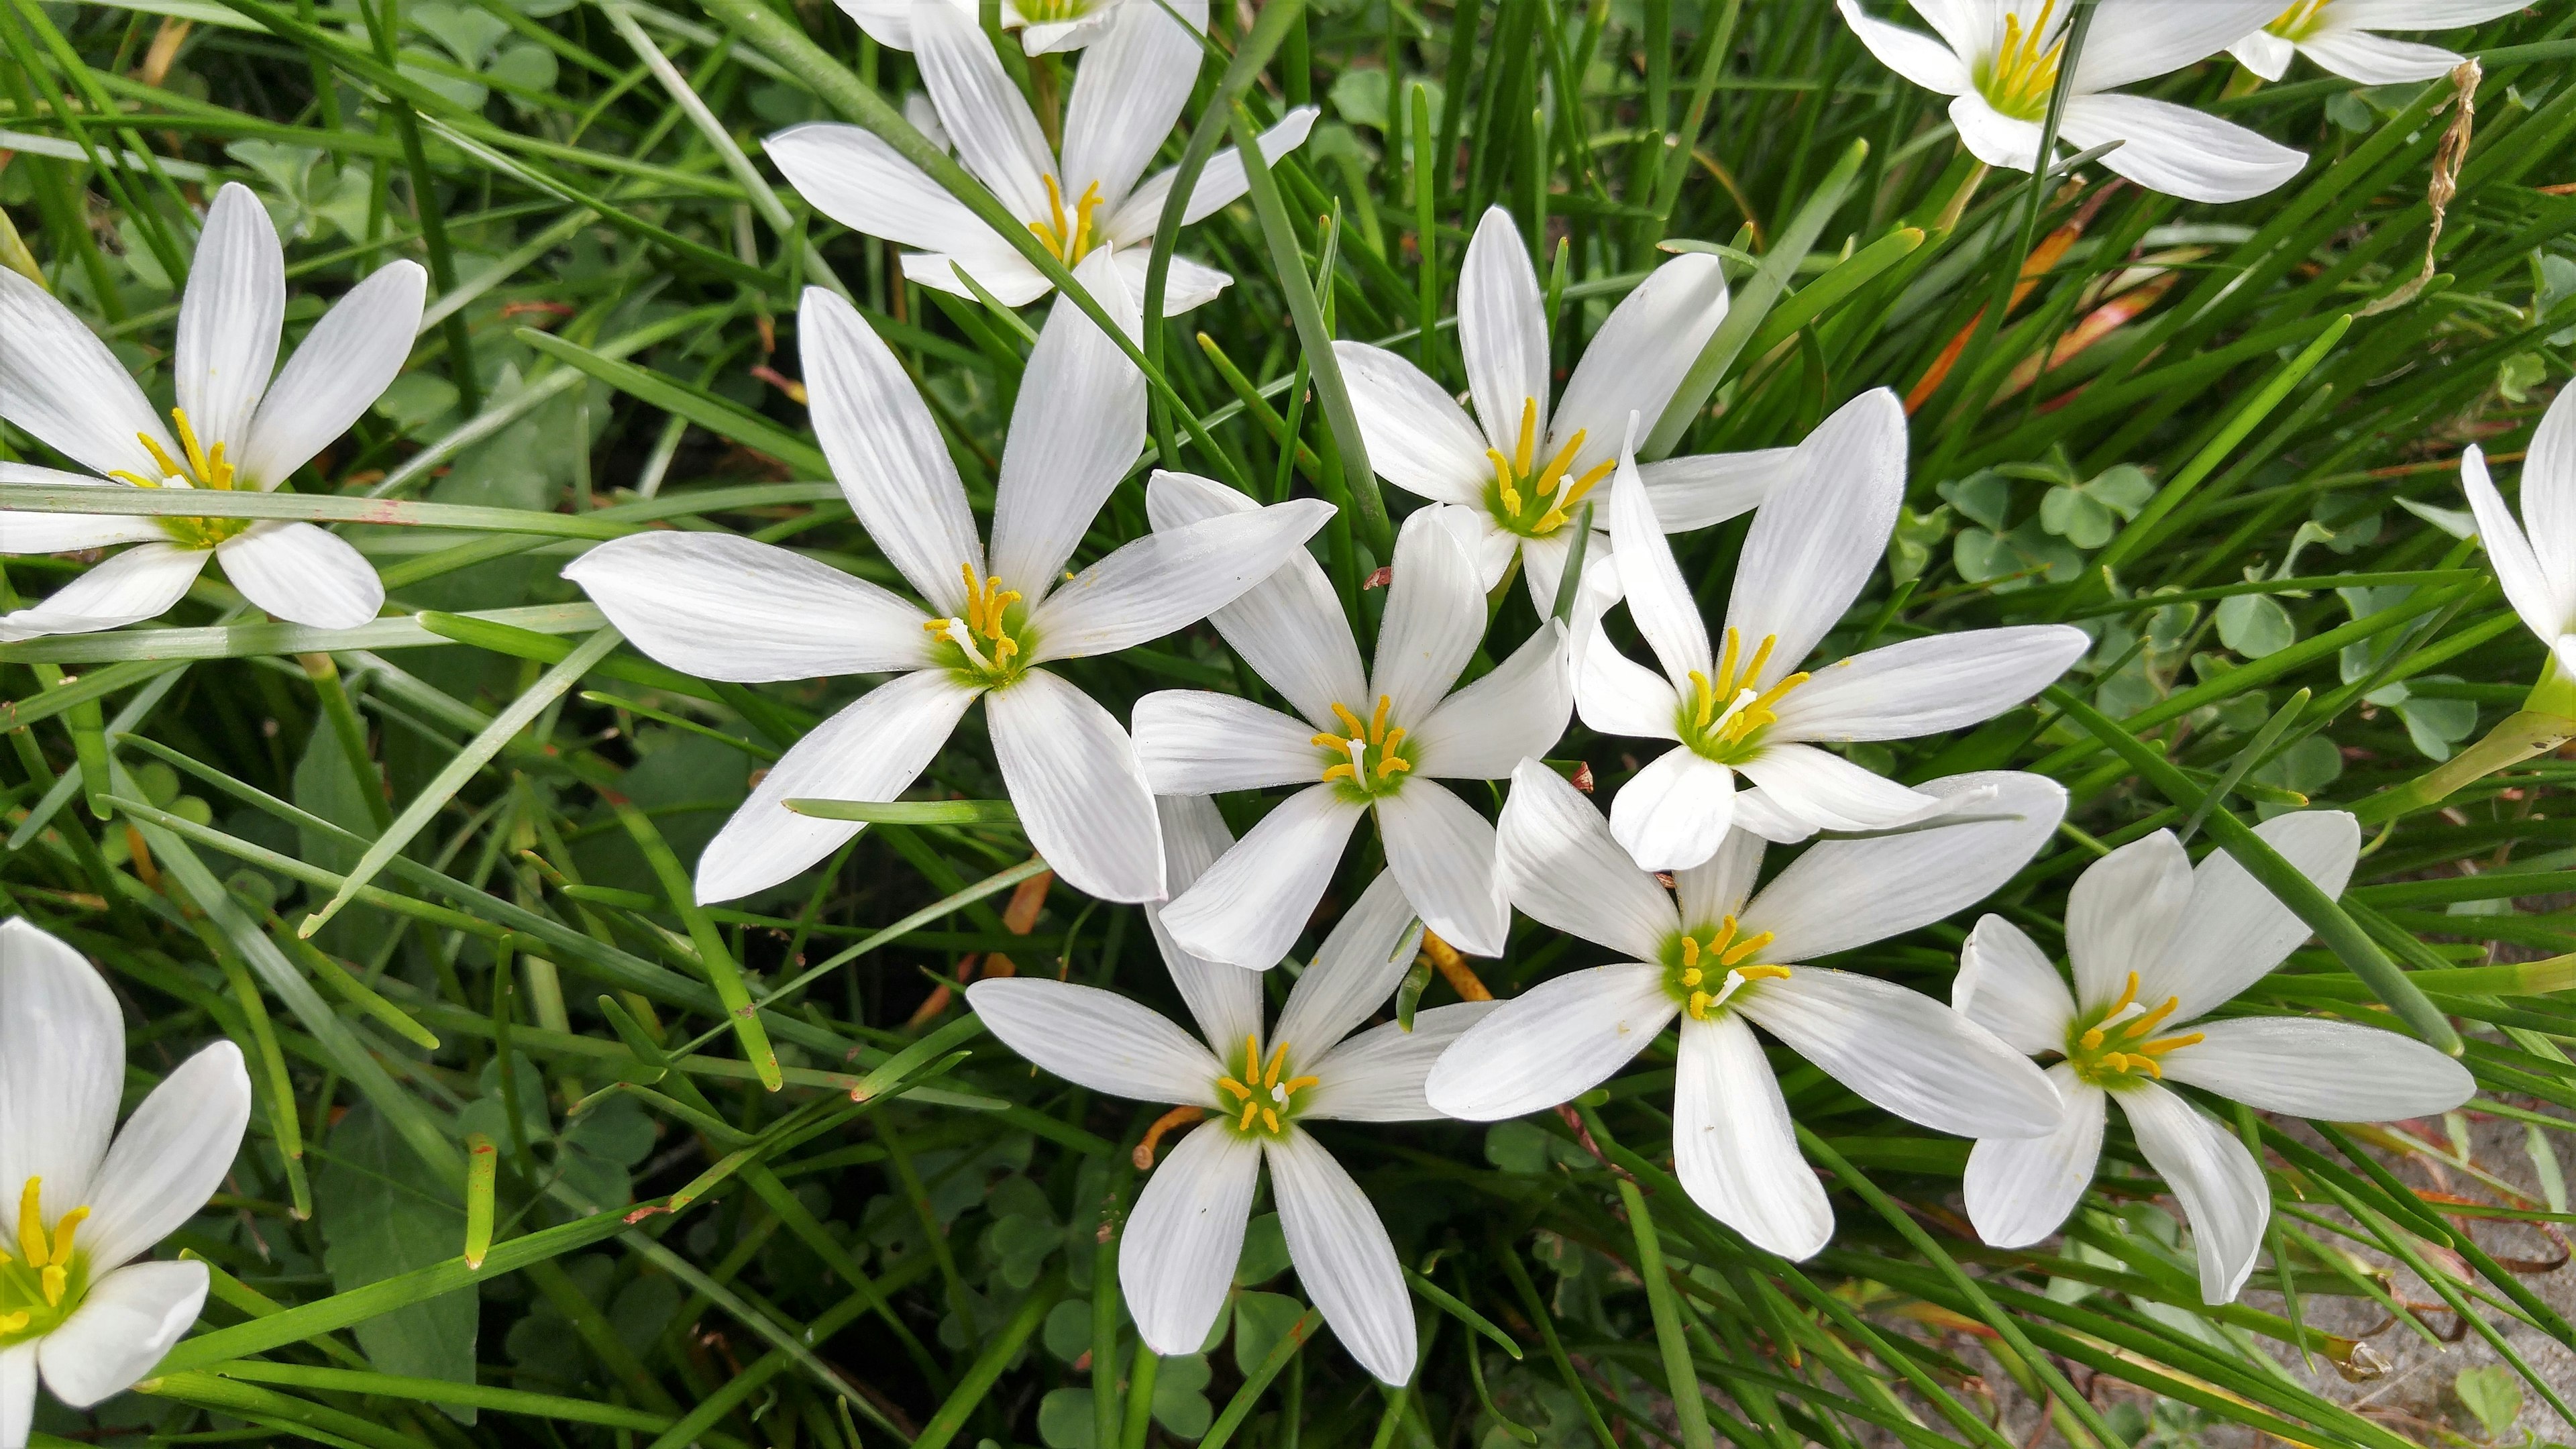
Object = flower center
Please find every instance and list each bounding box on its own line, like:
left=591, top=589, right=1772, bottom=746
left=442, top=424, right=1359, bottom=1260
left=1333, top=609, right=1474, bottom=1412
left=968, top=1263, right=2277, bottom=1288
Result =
left=1216, top=1035, right=1317, bottom=1140
left=2265, top=0, right=2330, bottom=40
left=924, top=564, right=1035, bottom=688
left=2063, top=971, right=2204, bottom=1087
left=1016, top=0, right=1095, bottom=23
left=1313, top=694, right=1417, bottom=800
left=1484, top=397, right=1613, bottom=539
left=1978, top=0, right=2068, bottom=119
left=0, top=1177, right=91, bottom=1346
left=1664, top=916, right=1786, bottom=1020
left=1678, top=627, right=1807, bottom=763
left=108, top=407, right=253, bottom=549
left=1029, top=175, right=1107, bottom=264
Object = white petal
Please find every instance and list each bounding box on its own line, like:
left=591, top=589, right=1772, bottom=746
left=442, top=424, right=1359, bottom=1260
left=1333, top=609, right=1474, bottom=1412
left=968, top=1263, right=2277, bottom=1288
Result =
left=800, top=287, right=982, bottom=613
left=693, top=670, right=979, bottom=903
left=1424, top=964, right=1674, bottom=1120
left=1112, top=248, right=1232, bottom=313
left=1733, top=743, right=1941, bottom=835
left=1947, top=91, right=2043, bottom=173
left=1163, top=786, right=1366, bottom=967
left=988, top=669, right=1163, bottom=903
left=992, top=251, right=1146, bottom=594
left=967, top=977, right=1222, bottom=1102
left=1377, top=781, right=1507, bottom=957
left=1727, top=788, right=1818, bottom=844
left=912, top=1, right=1058, bottom=221
left=1673, top=1013, right=1831, bottom=1259
left=1608, top=433, right=1711, bottom=692
left=1030, top=499, right=1333, bottom=662
left=1739, top=968, right=2061, bottom=1137
left=37, top=1260, right=207, bottom=1410
left=1576, top=632, right=1683, bottom=742
left=2116, top=1081, right=2271, bottom=1305
left=1021, top=11, right=1119, bottom=54
left=1837, top=0, right=1972, bottom=92
left=1609, top=747, right=1739, bottom=873
left=1330, top=342, right=1492, bottom=506
left=1638, top=447, right=1794, bottom=533
left=1953, top=914, right=2076, bottom=1055
left=2065, top=829, right=2192, bottom=1012
left=904, top=248, right=1059, bottom=307
left=1497, top=758, right=1680, bottom=961
left=1517, top=527, right=1614, bottom=624
left=1964, top=1067, right=2104, bottom=1248
left=1411, top=624, right=1569, bottom=780
left=1267, top=1130, right=1414, bottom=1385
left=1742, top=770, right=2067, bottom=961
left=1458, top=207, right=1550, bottom=455
left=2462, top=447, right=2566, bottom=646
left=78, top=1041, right=250, bottom=1274
left=0, top=1343, right=29, bottom=1449
left=1147, top=470, right=1366, bottom=724
left=769, top=123, right=1015, bottom=265
left=174, top=184, right=284, bottom=457
left=0, top=543, right=209, bottom=643
left=1725, top=389, right=1905, bottom=684
left=1133, top=691, right=1321, bottom=794
left=1907, top=0, right=1990, bottom=58
left=2229, top=29, right=2294, bottom=80
left=1102, top=107, right=1319, bottom=244
left=831, top=0, right=947, bottom=49
left=2325, top=0, right=2532, bottom=24
left=1674, top=826, right=1764, bottom=928
left=235, top=263, right=425, bottom=488
left=1148, top=796, right=1264, bottom=1045
left=2145, top=810, right=2359, bottom=1021
left=1552, top=264, right=1729, bottom=474
left=0, top=919, right=123, bottom=1218
left=214, top=523, right=383, bottom=629
left=2157, top=1016, right=2474, bottom=1121
left=563, top=531, right=932, bottom=681
left=2522, top=388, right=2576, bottom=618
left=1277, top=871, right=1428, bottom=1053
left=2297, top=30, right=2465, bottom=83
left=2075, top=0, right=2287, bottom=91
left=1769, top=626, right=2088, bottom=743
left=0, top=268, right=174, bottom=481
left=1304, top=1002, right=1501, bottom=1122
left=0, top=466, right=164, bottom=553
left=1440, top=504, right=1522, bottom=590
left=2057, top=94, right=2306, bottom=205
left=1369, top=507, right=1484, bottom=727
left=1122, top=1123, right=1259, bottom=1355
left=1059, top=0, right=1203, bottom=211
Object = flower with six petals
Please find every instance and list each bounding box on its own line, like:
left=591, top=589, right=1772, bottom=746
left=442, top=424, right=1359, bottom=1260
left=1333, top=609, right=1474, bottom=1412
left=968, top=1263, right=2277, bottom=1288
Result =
left=2229, top=0, right=2524, bottom=85
left=2459, top=384, right=2576, bottom=685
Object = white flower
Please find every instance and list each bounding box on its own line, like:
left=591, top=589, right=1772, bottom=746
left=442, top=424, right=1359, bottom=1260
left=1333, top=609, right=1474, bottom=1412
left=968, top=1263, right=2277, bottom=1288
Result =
left=1426, top=762, right=2068, bottom=1259
left=2230, top=0, right=2524, bottom=84
left=969, top=798, right=1491, bottom=1385
left=1331, top=207, right=1776, bottom=619
left=767, top=0, right=1316, bottom=313
left=0, top=183, right=421, bottom=640
left=0, top=919, right=252, bottom=1449
left=565, top=261, right=1331, bottom=906
left=1954, top=817, right=2473, bottom=1304
left=1132, top=488, right=1571, bottom=968
left=2460, top=386, right=2576, bottom=681
left=1837, top=0, right=2308, bottom=203
left=1576, top=388, right=2088, bottom=870
left=838, top=0, right=1132, bottom=56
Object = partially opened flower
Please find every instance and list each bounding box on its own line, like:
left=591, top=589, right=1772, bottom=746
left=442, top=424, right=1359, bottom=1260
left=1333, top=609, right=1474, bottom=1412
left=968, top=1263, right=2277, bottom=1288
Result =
left=2230, top=1, right=2523, bottom=84
left=566, top=262, right=1330, bottom=906
left=1332, top=207, right=1772, bottom=617
left=1954, top=818, right=2473, bottom=1303
left=0, top=919, right=251, bottom=1448
left=1426, top=763, right=2067, bottom=1258
left=1134, top=486, right=1570, bottom=968
left=1578, top=388, right=2087, bottom=869
left=768, top=0, right=1313, bottom=312
left=1837, top=0, right=2307, bottom=203
left=0, top=183, right=421, bottom=640
left=970, top=804, right=1493, bottom=1385
left=837, top=0, right=1131, bottom=55
left=2459, top=387, right=2576, bottom=682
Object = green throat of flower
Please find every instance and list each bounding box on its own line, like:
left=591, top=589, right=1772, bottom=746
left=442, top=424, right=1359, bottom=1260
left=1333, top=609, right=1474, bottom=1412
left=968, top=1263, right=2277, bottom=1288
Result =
left=2265, top=0, right=2330, bottom=42
left=1483, top=397, right=1613, bottom=539
left=1216, top=1036, right=1316, bottom=1140
left=1313, top=694, right=1417, bottom=801
left=109, top=407, right=256, bottom=549
left=1665, top=917, right=1786, bottom=1021
left=1976, top=0, right=2069, bottom=120
left=0, top=1177, right=93, bottom=1346
left=1678, top=627, right=1807, bottom=763
left=927, top=564, right=1038, bottom=689
left=2063, top=971, right=2204, bottom=1087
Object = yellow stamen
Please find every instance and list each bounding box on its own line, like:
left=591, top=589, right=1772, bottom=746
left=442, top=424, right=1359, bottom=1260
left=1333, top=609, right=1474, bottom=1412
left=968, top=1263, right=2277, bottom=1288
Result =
left=46, top=1206, right=85, bottom=1269
left=1375, top=755, right=1411, bottom=781
left=1368, top=695, right=1391, bottom=745
left=1311, top=733, right=1346, bottom=751
left=1321, top=762, right=1358, bottom=784
left=1679, top=967, right=1703, bottom=987
left=1687, top=989, right=1715, bottom=1018
left=1715, top=629, right=1743, bottom=698
left=2110, top=971, right=2141, bottom=1013
left=138, top=432, right=184, bottom=481
left=170, top=407, right=214, bottom=484
left=1719, top=933, right=1776, bottom=968
left=0, top=1312, right=23, bottom=1334
left=1512, top=396, right=1537, bottom=480
left=16, top=1180, right=46, bottom=1268
left=1264, top=1042, right=1290, bottom=1089
left=1260, top=1108, right=1281, bottom=1133
left=1217, top=1077, right=1252, bottom=1102
left=1561, top=458, right=1615, bottom=505
left=1281, top=1075, right=1320, bottom=1093
left=1733, top=963, right=1793, bottom=981
left=1238, top=1101, right=1260, bottom=1130
left=2137, top=1032, right=2205, bottom=1056
left=1331, top=702, right=1367, bottom=739
left=2120, top=997, right=2183, bottom=1040
left=1678, top=936, right=1701, bottom=968
left=38, top=1265, right=64, bottom=1307
left=2079, top=1026, right=2107, bottom=1050
left=109, top=470, right=163, bottom=490
left=1688, top=671, right=1718, bottom=730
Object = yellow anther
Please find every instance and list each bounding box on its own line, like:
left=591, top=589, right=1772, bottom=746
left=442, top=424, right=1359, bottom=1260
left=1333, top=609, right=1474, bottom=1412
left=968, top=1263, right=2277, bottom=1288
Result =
left=1678, top=936, right=1701, bottom=968
left=0, top=1312, right=23, bottom=1334
left=1331, top=702, right=1367, bottom=739
left=16, top=1179, right=46, bottom=1268
left=1680, top=967, right=1703, bottom=987
left=171, top=407, right=215, bottom=485
left=46, top=1205, right=85, bottom=1269
left=2121, top=996, right=2183, bottom=1039
left=1720, top=933, right=1777, bottom=969
left=1562, top=458, right=1615, bottom=505
left=109, top=469, right=164, bottom=490
left=1321, top=762, right=1358, bottom=784
left=1311, top=733, right=1346, bottom=751
left=1281, top=1075, right=1319, bottom=1094
left=1512, top=396, right=1538, bottom=479
left=138, top=431, right=185, bottom=482
left=1688, top=672, right=1718, bottom=730
left=1379, top=726, right=1407, bottom=755
left=1686, top=989, right=1715, bottom=1019
left=1218, top=1077, right=1251, bottom=1102
left=2109, top=972, right=2141, bottom=1013
left=1260, top=1108, right=1281, bottom=1133
left=1238, top=1101, right=1260, bottom=1130
left=1368, top=695, right=1392, bottom=744
left=1733, top=963, right=1794, bottom=981
left=2139, top=1032, right=2205, bottom=1056
left=38, top=1265, right=64, bottom=1307
left=1714, top=630, right=1743, bottom=698
left=2079, top=1027, right=2107, bottom=1051
left=1375, top=755, right=1411, bottom=781
left=1707, top=917, right=1741, bottom=954
left=1263, top=1042, right=1290, bottom=1089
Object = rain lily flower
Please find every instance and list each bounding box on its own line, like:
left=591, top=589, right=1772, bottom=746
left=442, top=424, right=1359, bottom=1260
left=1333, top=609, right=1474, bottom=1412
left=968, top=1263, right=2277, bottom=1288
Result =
left=2230, top=1, right=2524, bottom=84
left=2459, top=386, right=2576, bottom=682
left=1576, top=388, right=2087, bottom=869
left=971, top=804, right=1492, bottom=1385
left=0, top=919, right=251, bottom=1448
left=1953, top=818, right=2473, bottom=1303
left=1133, top=486, right=1571, bottom=968
left=1426, top=762, right=2067, bottom=1259
left=839, top=0, right=1134, bottom=55
left=1837, top=0, right=2308, bottom=203
left=767, top=0, right=1315, bottom=312
left=1332, top=207, right=1775, bottom=617
left=565, top=261, right=1330, bottom=906
left=0, top=182, right=421, bottom=640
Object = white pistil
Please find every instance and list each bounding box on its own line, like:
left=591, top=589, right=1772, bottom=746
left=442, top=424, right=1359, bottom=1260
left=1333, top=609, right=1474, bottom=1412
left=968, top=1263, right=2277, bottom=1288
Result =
left=945, top=619, right=995, bottom=672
